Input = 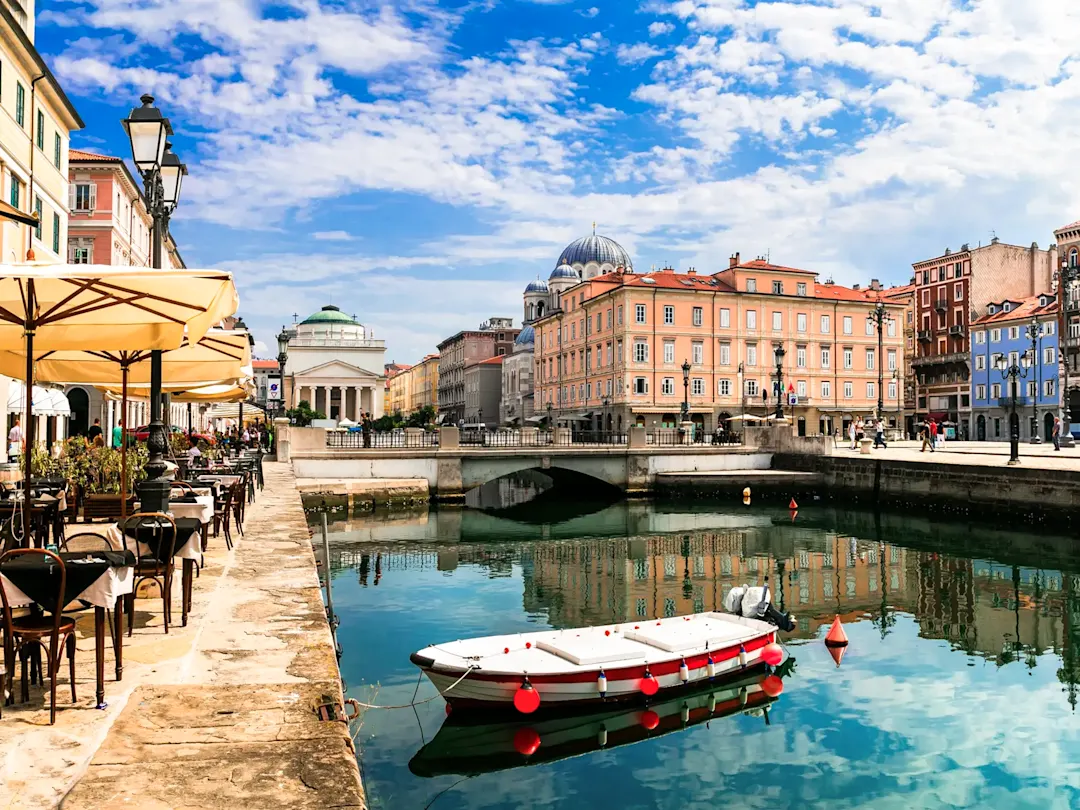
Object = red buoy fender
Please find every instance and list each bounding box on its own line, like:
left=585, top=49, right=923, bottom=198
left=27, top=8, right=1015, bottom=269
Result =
left=825, top=615, right=849, bottom=647
left=513, top=727, right=541, bottom=756
left=513, top=680, right=541, bottom=714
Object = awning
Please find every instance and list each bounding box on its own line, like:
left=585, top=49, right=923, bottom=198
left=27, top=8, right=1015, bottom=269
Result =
left=0, top=199, right=39, bottom=228
left=525, top=415, right=546, bottom=424
left=8, top=381, right=70, bottom=416
left=205, top=402, right=265, bottom=421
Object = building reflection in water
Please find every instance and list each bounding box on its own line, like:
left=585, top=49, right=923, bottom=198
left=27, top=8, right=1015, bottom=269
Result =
left=327, top=523, right=1080, bottom=701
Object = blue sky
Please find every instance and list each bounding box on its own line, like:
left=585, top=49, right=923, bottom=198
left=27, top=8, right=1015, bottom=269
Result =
left=35, top=0, right=1080, bottom=362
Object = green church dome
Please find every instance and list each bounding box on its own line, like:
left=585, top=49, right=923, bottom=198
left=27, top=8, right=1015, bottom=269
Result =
left=300, top=305, right=358, bottom=326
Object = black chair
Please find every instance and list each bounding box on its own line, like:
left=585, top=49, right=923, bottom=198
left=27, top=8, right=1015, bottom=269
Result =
left=118, top=513, right=178, bottom=635
left=0, top=548, right=78, bottom=724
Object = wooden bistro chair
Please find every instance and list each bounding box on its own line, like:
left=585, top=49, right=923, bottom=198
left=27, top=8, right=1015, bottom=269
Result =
left=0, top=549, right=78, bottom=725
left=213, top=486, right=235, bottom=551
left=230, top=479, right=246, bottom=538
left=119, top=513, right=178, bottom=636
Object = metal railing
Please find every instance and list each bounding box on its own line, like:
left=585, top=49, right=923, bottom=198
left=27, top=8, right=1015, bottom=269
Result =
left=460, top=430, right=554, bottom=447
left=326, top=430, right=439, bottom=448
left=647, top=430, right=742, bottom=446
left=555, top=431, right=628, bottom=447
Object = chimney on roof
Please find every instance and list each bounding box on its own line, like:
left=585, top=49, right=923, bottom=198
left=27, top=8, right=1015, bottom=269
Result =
left=991, top=236, right=1000, bottom=245
left=729, top=252, right=740, bottom=268
left=870, top=278, right=882, bottom=291
left=852, top=283, right=860, bottom=290
left=660, top=265, right=674, bottom=273
left=687, top=267, right=697, bottom=276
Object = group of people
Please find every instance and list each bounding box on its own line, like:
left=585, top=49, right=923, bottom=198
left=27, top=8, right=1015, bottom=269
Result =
left=919, top=419, right=941, bottom=452
left=845, top=418, right=889, bottom=450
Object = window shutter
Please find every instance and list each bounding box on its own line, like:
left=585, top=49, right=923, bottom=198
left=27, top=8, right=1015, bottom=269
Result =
left=88, top=184, right=97, bottom=211
left=68, top=184, right=76, bottom=211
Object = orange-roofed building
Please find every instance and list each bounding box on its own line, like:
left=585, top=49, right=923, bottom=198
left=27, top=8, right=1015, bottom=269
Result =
left=533, top=252, right=907, bottom=437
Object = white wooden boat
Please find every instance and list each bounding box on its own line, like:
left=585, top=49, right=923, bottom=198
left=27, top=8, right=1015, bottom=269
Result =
left=410, top=611, right=784, bottom=713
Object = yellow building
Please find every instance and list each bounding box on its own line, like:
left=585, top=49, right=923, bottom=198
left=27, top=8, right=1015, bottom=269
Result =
left=386, top=364, right=413, bottom=416
left=409, top=354, right=439, bottom=414
left=0, top=1, right=83, bottom=263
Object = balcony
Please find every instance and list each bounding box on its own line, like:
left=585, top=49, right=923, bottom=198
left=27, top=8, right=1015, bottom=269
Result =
left=917, top=330, right=933, bottom=343
left=911, top=351, right=969, bottom=367
left=996, top=396, right=1029, bottom=408
left=934, top=298, right=948, bottom=312
left=948, top=325, right=965, bottom=337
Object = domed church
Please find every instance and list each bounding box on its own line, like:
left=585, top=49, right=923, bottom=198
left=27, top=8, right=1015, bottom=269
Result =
left=522, top=228, right=633, bottom=325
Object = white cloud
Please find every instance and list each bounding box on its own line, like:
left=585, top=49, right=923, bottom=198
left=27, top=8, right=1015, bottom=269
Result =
left=312, top=231, right=355, bottom=242
left=649, top=21, right=676, bottom=36
left=616, top=42, right=665, bottom=65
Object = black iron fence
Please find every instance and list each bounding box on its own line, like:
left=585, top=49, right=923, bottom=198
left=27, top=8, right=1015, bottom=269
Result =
left=323, top=428, right=741, bottom=449
left=326, top=430, right=439, bottom=448
left=460, top=430, right=554, bottom=447
left=647, top=430, right=742, bottom=446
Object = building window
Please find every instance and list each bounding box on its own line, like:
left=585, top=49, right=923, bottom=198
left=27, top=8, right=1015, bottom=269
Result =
left=990, top=328, right=1000, bottom=342
left=796, top=380, right=807, bottom=398
left=888, top=381, right=897, bottom=399
left=33, top=195, right=42, bottom=239
left=772, top=280, right=783, bottom=295
left=634, top=340, right=649, bottom=363
left=843, top=316, right=852, bottom=334
left=821, top=346, right=831, bottom=368
left=746, top=278, right=757, bottom=292
left=73, top=183, right=94, bottom=212
left=9, top=178, right=19, bottom=208
left=955, top=283, right=964, bottom=300
left=617, top=305, right=623, bottom=325
left=571, top=323, right=576, bottom=340
left=691, top=378, right=704, bottom=396
left=1027, top=380, right=1037, bottom=398
left=821, top=380, right=831, bottom=398
left=692, top=306, right=703, bottom=327
left=991, top=383, right=1001, bottom=399
left=692, top=342, right=703, bottom=365
left=844, top=382, right=853, bottom=398
left=719, top=343, right=731, bottom=365
left=746, top=379, right=758, bottom=397
left=719, top=379, right=731, bottom=396
left=797, top=282, right=807, bottom=296
left=36, top=110, right=44, bottom=149
left=887, top=320, right=896, bottom=337
left=797, top=313, right=807, bottom=332
left=772, top=311, right=782, bottom=331
left=843, top=348, right=853, bottom=369
left=976, top=384, right=986, bottom=401
left=1045, top=379, right=1055, bottom=397
left=15, top=82, right=25, bottom=127
left=865, top=319, right=875, bottom=336
left=719, top=308, right=730, bottom=328
left=70, top=245, right=91, bottom=264
left=1044, top=347, right=1055, bottom=365
left=747, top=344, right=757, bottom=366
left=975, top=355, right=985, bottom=371
left=746, top=310, right=757, bottom=330
left=865, top=348, right=875, bottom=370
left=796, top=346, right=806, bottom=367
left=1008, top=326, right=1019, bottom=340
left=664, top=305, right=674, bottom=325
left=663, top=340, right=675, bottom=364
left=867, top=382, right=875, bottom=399
left=975, top=330, right=985, bottom=344
left=52, top=212, right=59, bottom=254
left=635, top=304, right=646, bottom=324
left=887, top=349, right=896, bottom=370
left=821, top=315, right=830, bottom=333
left=661, top=377, right=675, bottom=395
left=54, top=133, right=61, bottom=169
left=633, top=377, right=648, bottom=394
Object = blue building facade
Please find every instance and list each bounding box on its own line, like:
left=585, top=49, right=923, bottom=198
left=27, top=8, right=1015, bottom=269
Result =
left=970, top=293, right=1060, bottom=442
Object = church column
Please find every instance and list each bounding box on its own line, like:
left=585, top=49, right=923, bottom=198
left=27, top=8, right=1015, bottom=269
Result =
left=339, top=386, right=348, bottom=421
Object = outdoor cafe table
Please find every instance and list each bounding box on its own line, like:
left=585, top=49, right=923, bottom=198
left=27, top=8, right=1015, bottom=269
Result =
left=0, top=495, right=62, bottom=548
left=0, top=549, right=135, bottom=708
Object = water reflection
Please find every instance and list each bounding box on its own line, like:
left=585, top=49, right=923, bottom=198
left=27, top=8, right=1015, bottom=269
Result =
left=318, top=503, right=1080, bottom=809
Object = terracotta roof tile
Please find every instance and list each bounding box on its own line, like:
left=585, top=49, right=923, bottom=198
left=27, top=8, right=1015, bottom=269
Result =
left=252, top=359, right=279, bottom=369
left=972, top=293, right=1058, bottom=325
left=69, top=148, right=123, bottom=162
left=477, top=355, right=505, bottom=365
left=735, top=258, right=818, bottom=275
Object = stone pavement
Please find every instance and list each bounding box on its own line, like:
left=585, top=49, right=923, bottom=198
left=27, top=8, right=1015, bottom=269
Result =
left=0, top=463, right=363, bottom=809
left=826, top=438, right=1080, bottom=471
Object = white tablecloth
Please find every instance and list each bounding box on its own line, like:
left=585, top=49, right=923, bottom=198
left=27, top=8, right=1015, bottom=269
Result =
left=75, top=523, right=203, bottom=564
left=168, top=496, right=214, bottom=525
left=0, top=564, right=134, bottom=610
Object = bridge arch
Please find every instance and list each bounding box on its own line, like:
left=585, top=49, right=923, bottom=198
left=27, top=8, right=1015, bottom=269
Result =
left=459, top=453, right=629, bottom=491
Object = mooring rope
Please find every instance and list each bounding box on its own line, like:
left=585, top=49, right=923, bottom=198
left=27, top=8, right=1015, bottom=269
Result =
left=348, top=664, right=479, bottom=711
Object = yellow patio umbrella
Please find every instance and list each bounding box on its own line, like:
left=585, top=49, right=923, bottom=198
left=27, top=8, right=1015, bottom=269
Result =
left=0, top=264, right=238, bottom=540
left=0, top=330, right=252, bottom=520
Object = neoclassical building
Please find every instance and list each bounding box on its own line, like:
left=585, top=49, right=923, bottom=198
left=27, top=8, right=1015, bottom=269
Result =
left=284, top=306, right=386, bottom=421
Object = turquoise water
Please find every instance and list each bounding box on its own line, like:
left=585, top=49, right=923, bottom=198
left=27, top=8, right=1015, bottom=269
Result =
left=317, top=500, right=1080, bottom=809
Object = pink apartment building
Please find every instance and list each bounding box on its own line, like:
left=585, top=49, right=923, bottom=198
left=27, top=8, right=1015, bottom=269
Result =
left=533, top=255, right=907, bottom=437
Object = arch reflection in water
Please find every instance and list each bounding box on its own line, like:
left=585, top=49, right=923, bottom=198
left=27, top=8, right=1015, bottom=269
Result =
left=463, top=470, right=623, bottom=522
left=409, top=667, right=790, bottom=779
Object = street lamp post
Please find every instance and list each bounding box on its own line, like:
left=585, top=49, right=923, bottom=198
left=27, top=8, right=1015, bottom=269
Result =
left=123, top=94, right=187, bottom=515
left=997, top=351, right=1031, bottom=465
left=773, top=345, right=786, bottom=420
left=546, top=401, right=553, bottom=430
left=868, top=300, right=892, bottom=420
left=277, top=326, right=290, bottom=419
left=1026, top=316, right=1042, bottom=443
left=681, top=360, right=691, bottom=422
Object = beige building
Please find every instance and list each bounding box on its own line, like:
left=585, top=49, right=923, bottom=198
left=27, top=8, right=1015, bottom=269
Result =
left=386, top=364, right=413, bottom=416
left=409, top=354, right=439, bottom=414
left=0, top=0, right=83, bottom=447
left=437, top=318, right=519, bottom=425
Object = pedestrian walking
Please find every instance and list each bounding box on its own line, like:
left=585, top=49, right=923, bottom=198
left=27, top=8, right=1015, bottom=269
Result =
left=362, top=412, right=372, bottom=448
left=874, top=418, right=887, bottom=449
left=7, top=416, right=22, bottom=462
left=928, top=419, right=938, bottom=451
left=848, top=421, right=857, bottom=450
left=1053, top=415, right=1062, bottom=451
left=920, top=421, right=930, bottom=452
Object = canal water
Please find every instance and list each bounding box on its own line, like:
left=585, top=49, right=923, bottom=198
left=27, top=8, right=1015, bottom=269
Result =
left=311, top=484, right=1080, bottom=809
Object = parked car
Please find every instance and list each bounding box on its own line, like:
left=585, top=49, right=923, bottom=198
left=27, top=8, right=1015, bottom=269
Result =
left=131, top=425, right=216, bottom=445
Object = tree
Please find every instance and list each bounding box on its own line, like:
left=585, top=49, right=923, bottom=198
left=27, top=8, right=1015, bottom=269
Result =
left=286, top=399, right=325, bottom=427
left=407, top=405, right=437, bottom=429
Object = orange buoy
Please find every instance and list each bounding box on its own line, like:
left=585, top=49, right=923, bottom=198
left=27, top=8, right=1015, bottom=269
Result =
left=827, top=643, right=846, bottom=668
left=824, top=615, right=849, bottom=647
left=513, top=727, right=541, bottom=756
left=760, top=674, right=784, bottom=697
left=640, top=709, right=660, bottom=730
left=761, top=642, right=784, bottom=667
left=789, top=498, right=798, bottom=509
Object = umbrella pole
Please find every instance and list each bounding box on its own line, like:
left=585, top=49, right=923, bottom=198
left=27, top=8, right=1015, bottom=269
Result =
left=22, top=321, right=34, bottom=547
left=121, top=366, right=128, bottom=520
